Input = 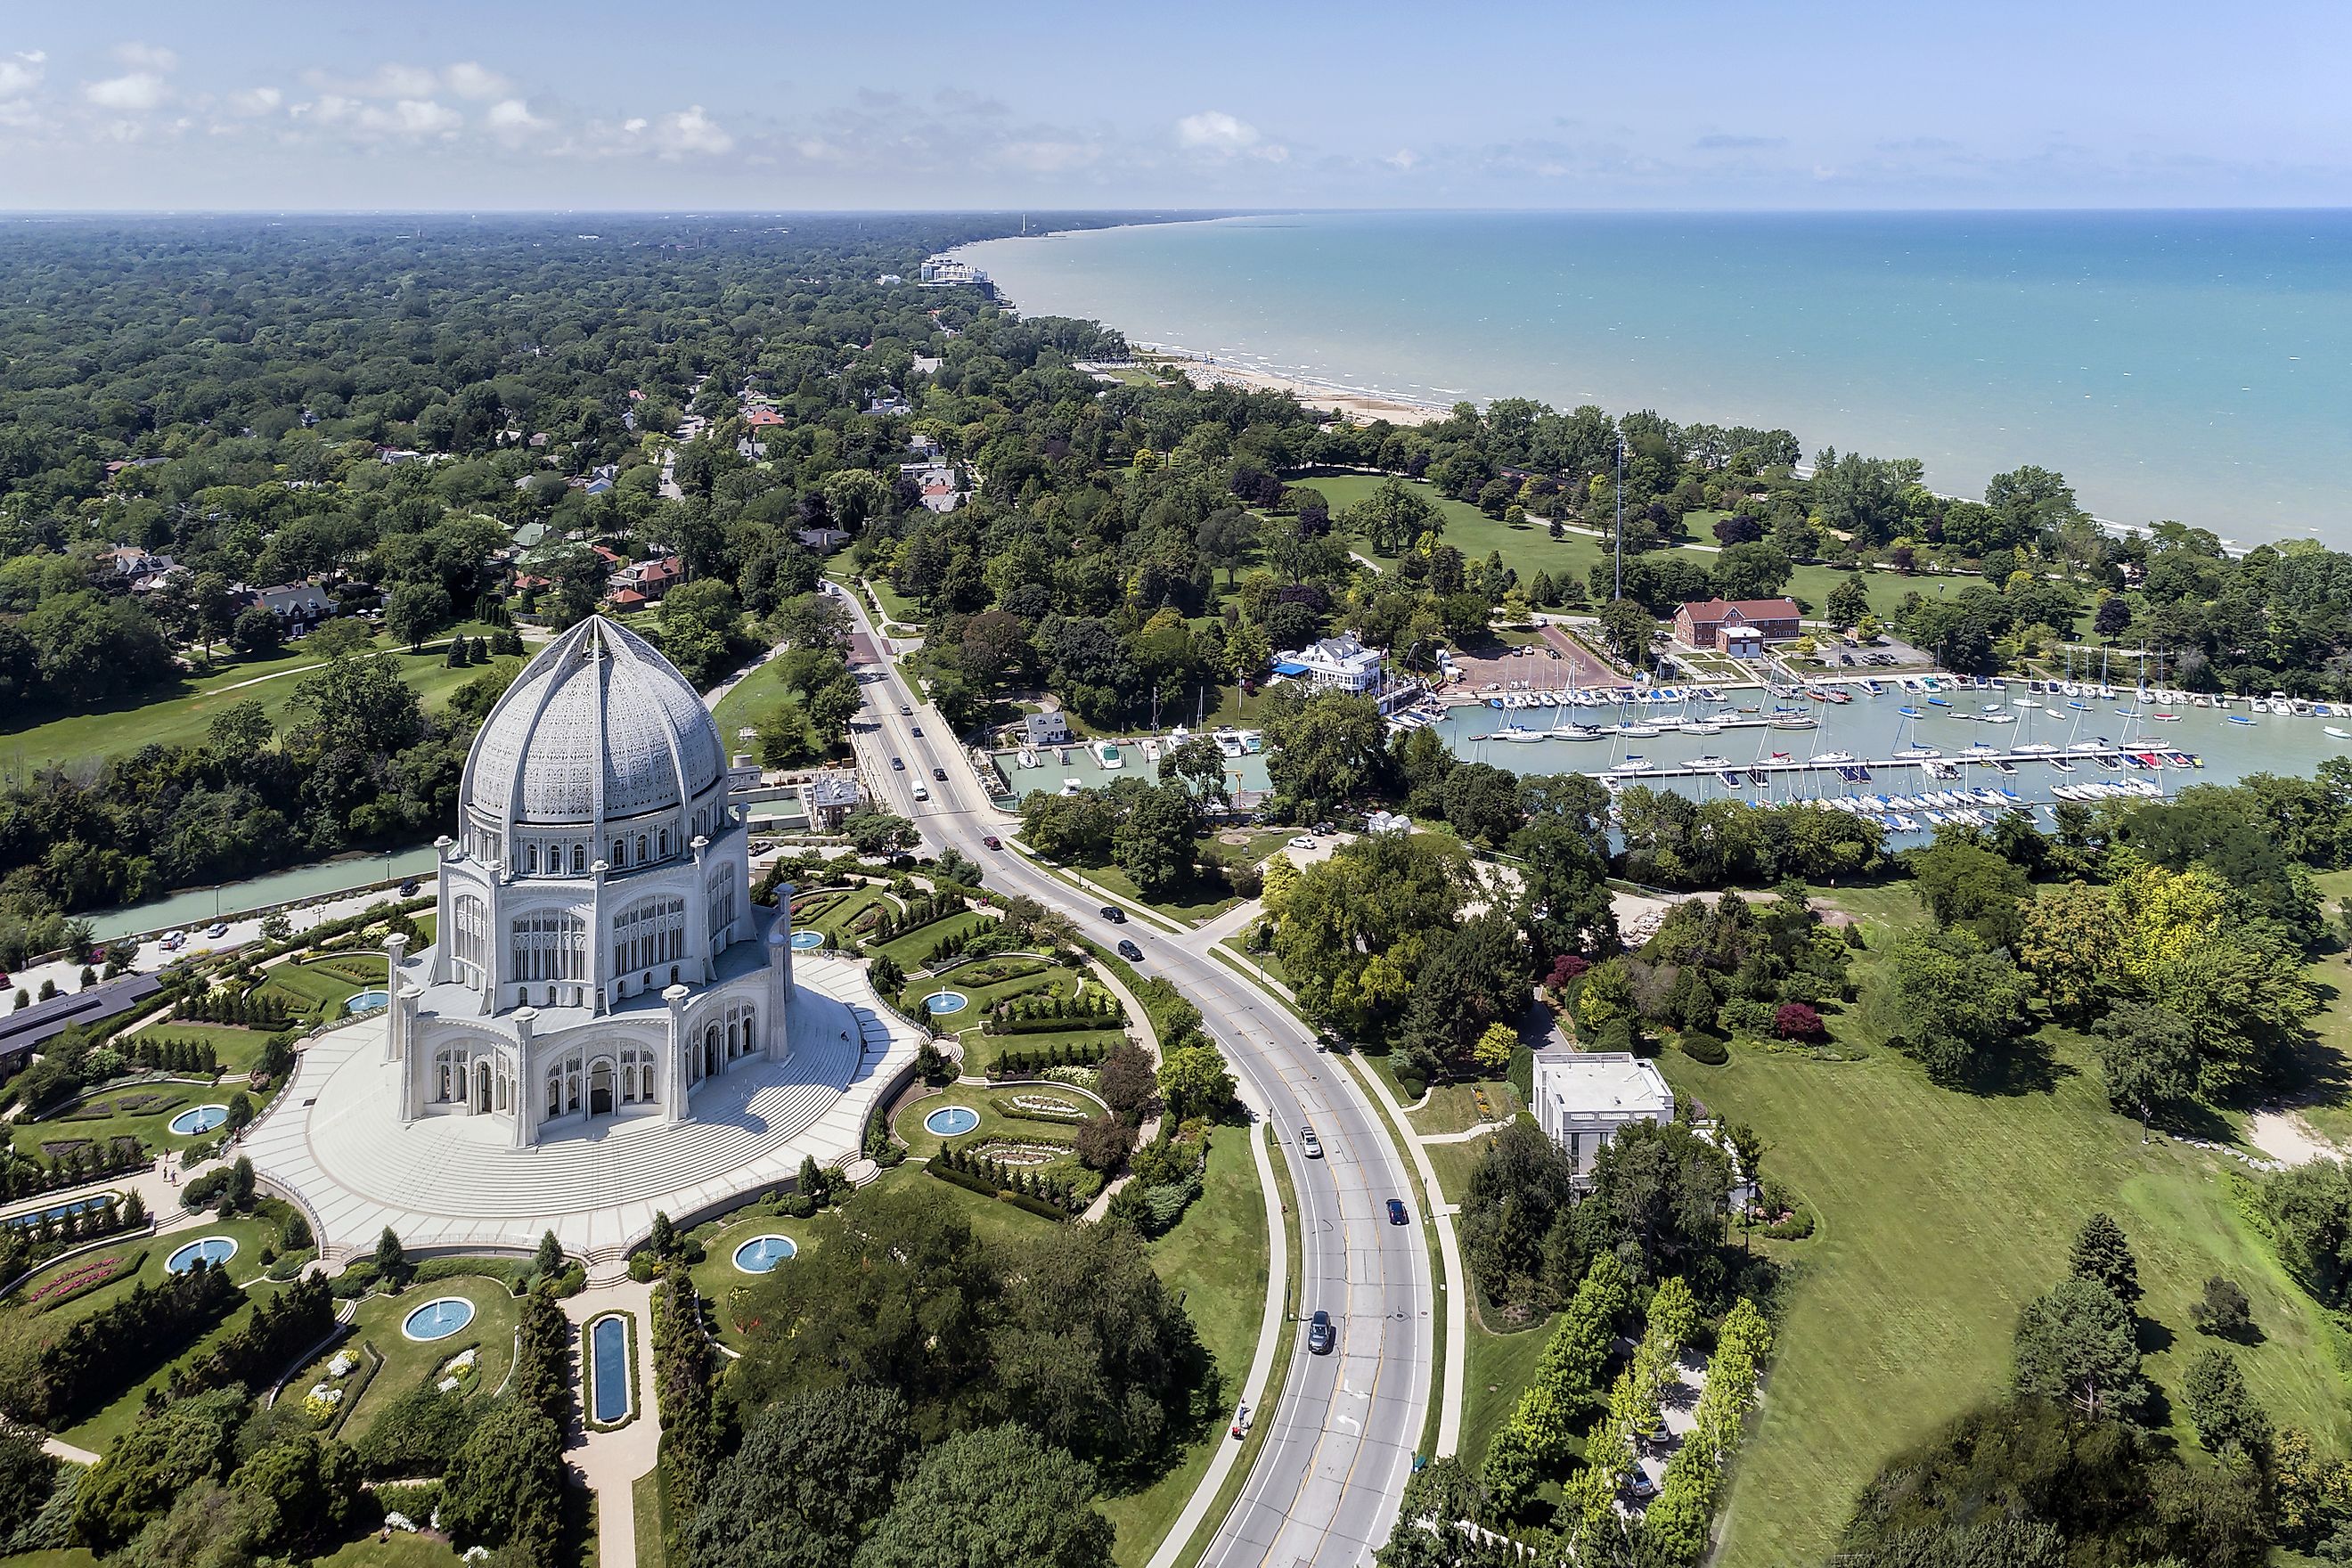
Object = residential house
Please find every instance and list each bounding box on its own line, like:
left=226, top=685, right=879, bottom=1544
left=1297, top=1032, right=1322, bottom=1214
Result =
left=1023, top=712, right=1072, bottom=747
left=1271, top=633, right=1385, bottom=695
left=608, top=555, right=684, bottom=604
left=1670, top=597, right=1801, bottom=655
left=1529, top=1050, right=1674, bottom=1180
left=253, top=581, right=337, bottom=632
left=800, top=772, right=865, bottom=832
left=101, top=544, right=175, bottom=580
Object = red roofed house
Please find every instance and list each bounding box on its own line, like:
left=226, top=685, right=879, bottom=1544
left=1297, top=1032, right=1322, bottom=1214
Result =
left=1672, top=597, right=1801, bottom=659
left=745, top=407, right=789, bottom=429
left=608, top=554, right=685, bottom=604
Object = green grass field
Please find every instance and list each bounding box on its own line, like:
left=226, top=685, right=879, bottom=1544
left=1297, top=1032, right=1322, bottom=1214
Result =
left=1102, top=1120, right=1269, bottom=1565
left=688, top=1208, right=822, bottom=1348
left=897, top=959, right=1081, bottom=1036
left=870, top=911, right=994, bottom=970
left=1461, top=1311, right=1557, bottom=1471
left=0, top=622, right=512, bottom=774
left=709, top=653, right=792, bottom=752
left=118, top=1022, right=282, bottom=1074
left=12, top=1082, right=281, bottom=1164
left=256, top=954, right=386, bottom=1025
left=1673, top=884, right=2352, bottom=1568
left=864, top=1161, right=1065, bottom=1253
left=284, top=1273, right=521, bottom=1443
left=1294, top=474, right=1948, bottom=625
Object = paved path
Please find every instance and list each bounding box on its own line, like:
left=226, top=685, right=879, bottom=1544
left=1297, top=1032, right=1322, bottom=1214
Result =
left=563, top=1278, right=662, bottom=1568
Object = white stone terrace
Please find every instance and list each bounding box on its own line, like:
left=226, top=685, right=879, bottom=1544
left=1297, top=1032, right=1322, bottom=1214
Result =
left=245, top=954, right=919, bottom=1280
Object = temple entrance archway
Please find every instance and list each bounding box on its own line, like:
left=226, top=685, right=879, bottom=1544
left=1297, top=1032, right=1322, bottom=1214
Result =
left=589, top=1060, right=614, bottom=1116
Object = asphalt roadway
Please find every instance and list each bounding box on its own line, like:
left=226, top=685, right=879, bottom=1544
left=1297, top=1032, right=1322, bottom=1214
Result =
left=831, top=586, right=1433, bottom=1568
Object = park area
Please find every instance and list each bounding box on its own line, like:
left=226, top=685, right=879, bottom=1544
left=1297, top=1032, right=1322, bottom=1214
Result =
left=1295, top=473, right=1962, bottom=625
left=1457, top=880, right=2352, bottom=1567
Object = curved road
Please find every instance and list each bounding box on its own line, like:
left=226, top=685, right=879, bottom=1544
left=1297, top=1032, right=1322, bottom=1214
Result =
left=831, top=588, right=1433, bottom=1567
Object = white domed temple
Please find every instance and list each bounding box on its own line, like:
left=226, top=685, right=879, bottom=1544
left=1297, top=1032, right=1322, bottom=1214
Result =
left=248, top=617, right=918, bottom=1276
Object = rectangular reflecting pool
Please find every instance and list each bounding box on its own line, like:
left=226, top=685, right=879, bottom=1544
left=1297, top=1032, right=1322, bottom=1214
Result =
left=590, top=1316, right=631, bottom=1423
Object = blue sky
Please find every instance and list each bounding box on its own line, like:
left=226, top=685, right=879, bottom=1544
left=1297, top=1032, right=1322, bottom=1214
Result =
left=2, top=0, right=2346, bottom=210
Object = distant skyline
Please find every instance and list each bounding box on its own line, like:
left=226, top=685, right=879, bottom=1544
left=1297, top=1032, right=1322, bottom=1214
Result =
left=2, top=1, right=2348, bottom=211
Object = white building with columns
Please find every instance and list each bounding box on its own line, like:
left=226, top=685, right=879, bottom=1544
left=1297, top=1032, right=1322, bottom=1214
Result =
left=387, top=615, right=796, bottom=1147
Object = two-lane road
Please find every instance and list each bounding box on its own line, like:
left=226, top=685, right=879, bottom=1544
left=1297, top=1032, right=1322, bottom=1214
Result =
left=833, top=592, right=1433, bottom=1566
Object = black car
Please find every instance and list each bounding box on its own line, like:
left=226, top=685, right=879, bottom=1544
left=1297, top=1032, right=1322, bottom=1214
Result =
left=397, top=879, right=420, bottom=897
left=1115, top=939, right=1144, bottom=962
left=1098, top=905, right=1125, bottom=924
left=911, top=725, right=923, bottom=738
left=890, top=757, right=905, bottom=772
left=1387, top=1198, right=1409, bottom=1226
left=1307, top=1310, right=1335, bottom=1355
left=931, top=766, right=947, bottom=781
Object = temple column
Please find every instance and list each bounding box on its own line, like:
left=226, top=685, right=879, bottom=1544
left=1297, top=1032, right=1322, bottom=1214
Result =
left=764, top=884, right=796, bottom=1064
left=664, top=984, right=691, bottom=1124
left=512, top=1007, right=538, bottom=1149
left=383, top=933, right=409, bottom=1066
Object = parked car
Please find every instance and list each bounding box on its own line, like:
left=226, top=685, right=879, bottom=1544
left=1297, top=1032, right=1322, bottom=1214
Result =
left=890, top=757, right=906, bottom=772
left=981, top=835, right=1002, bottom=851
left=1286, top=835, right=1317, bottom=850
left=205, top=922, right=231, bottom=939
left=1230, top=1403, right=1254, bottom=1440
left=931, top=766, right=947, bottom=781
left=1388, top=1198, right=1409, bottom=1225
left=1313, top=821, right=1336, bottom=835
left=1301, top=1125, right=1322, bottom=1158
left=1098, top=905, right=1126, bottom=924
left=1307, top=1310, right=1335, bottom=1355
left=1115, top=939, right=1144, bottom=962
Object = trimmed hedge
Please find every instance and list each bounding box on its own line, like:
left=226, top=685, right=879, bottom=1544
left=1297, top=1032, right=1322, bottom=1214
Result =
left=1678, top=1033, right=1729, bottom=1066
left=924, top=1160, right=1072, bottom=1223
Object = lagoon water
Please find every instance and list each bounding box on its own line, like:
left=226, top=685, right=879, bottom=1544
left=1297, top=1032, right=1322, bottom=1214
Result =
left=962, top=210, right=2352, bottom=546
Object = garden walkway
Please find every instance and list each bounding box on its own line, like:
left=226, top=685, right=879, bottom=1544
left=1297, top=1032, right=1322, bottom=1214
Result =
left=562, top=1278, right=661, bottom=1568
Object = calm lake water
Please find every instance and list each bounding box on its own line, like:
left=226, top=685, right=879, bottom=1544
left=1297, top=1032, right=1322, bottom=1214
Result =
left=961, top=210, right=2352, bottom=546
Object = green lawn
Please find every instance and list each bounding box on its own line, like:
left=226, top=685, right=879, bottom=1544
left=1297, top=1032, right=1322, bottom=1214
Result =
left=897, top=959, right=1085, bottom=1037
left=1294, top=473, right=1948, bottom=625
left=1408, top=1082, right=1524, bottom=1138
left=313, top=1533, right=465, bottom=1568
left=0, top=622, right=511, bottom=773
left=1460, top=1311, right=1556, bottom=1470
left=709, top=654, right=804, bottom=752
left=1068, top=861, right=1245, bottom=927
left=789, top=886, right=900, bottom=950
left=297, top=1275, right=521, bottom=1443
left=1681, top=886, right=2352, bottom=1568
left=1102, top=1119, right=1270, bottom=1565
left=688, top=1208, right=823, bottom=1349
left=890, top=1086, right=1098, bottom=1168
left=119, top=1022, right=282, bottom=1075
left=867, top=911, right=994, bottom=970
left=255, top=953, right=386, bottom=1025
left=12, top=1081, right=282, bottom=1165
left=2283, top=869, right=2352, bottom=1148
left=865, top=1162, right=1066, bottom=1252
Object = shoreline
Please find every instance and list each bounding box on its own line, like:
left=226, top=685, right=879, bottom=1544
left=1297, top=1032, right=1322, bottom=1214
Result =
left=958, top=216, right=2264, bottom=552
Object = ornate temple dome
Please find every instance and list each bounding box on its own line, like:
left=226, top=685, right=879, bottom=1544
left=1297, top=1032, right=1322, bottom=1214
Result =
left=461, top=615, right=726, bottom=828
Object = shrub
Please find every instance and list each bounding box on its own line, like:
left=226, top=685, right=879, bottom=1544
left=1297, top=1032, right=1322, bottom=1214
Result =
left=1678, top=1033, right=1728, bottom=1066
left=1773, top=1002, right=1825, bottom=1041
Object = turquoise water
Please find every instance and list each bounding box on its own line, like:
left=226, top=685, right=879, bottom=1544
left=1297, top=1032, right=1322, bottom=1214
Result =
left=731, top=1234, right=798, bottom=1273
left=168, top=1104, right=229, bottom=1136
left=961, top=211, right=2352, bottom=544
left=922, top=991, right=969, bottom=1016
left=345, top=989, right=389, bottom=1014
left=590, top=1316, right=631, bottom=1421
left=167, top=1236, right=236, bottom=1273
left=925, top=1105, right=980, bottom=1136
left=83, top=844, right=441, bottom=943
left=401, top=1297, right=475, bottom=1341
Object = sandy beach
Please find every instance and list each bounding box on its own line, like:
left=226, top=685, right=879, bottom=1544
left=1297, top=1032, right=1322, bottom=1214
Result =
left=1144, top=351, right=1452, bottom=427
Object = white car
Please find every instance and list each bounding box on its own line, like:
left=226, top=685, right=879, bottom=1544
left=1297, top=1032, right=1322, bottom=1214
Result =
left=912, top=783, right=930, bottom=801
left=1287, top=836, right=1317, bottom=851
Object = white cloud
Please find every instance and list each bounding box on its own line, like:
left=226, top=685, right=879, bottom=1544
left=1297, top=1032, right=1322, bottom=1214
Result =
left=227, top=86, right=282, bottom=117
left=1384, top=147, right=1419, bottom=170
left=1176, top=110, right=1258, bottom=152
left=114, top=42, right=176, bottom=72
left=380, top=98, right=461, bottom=135
left=485, top=97, right=546, bottom=135
left=0, top=52, right=45, bottom=99
left=444, top=62, right=509, bottom=101
left=653, top=104, right=731, bottom=156
left=84, top=72, right=167, bottom=111
left=622, top=117, right=647, bottom=134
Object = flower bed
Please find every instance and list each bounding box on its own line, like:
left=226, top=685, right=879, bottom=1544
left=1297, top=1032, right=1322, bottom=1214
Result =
left=27, top=1247, right=146, bottom=1312
left=959, top=1137, right=1073, bottom=1168
left=998, top=1093, right=1088, bottom=1122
